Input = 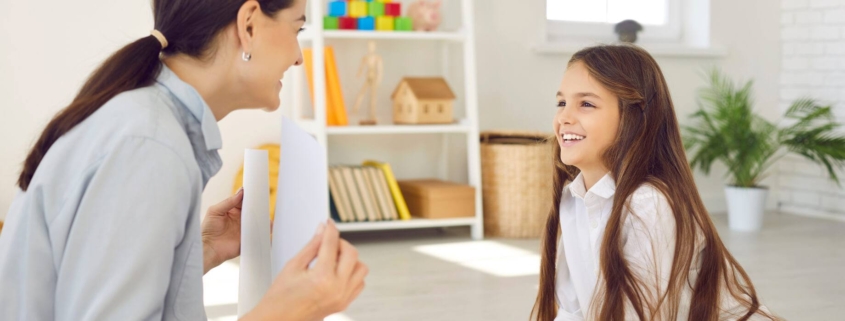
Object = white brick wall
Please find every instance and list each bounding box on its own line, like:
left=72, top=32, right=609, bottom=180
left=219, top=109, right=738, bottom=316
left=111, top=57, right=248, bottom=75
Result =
left=779, top=0, right=845, bottom=216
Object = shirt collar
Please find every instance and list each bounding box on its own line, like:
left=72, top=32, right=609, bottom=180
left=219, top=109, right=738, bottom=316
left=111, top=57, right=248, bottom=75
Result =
left=568, top=172, right=616, bottom=200
left=155, top=64, right=223, bottom=151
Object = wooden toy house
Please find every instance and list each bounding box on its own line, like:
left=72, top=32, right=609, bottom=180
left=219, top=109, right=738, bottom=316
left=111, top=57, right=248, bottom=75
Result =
left=391, top=77, right=456, bottom=124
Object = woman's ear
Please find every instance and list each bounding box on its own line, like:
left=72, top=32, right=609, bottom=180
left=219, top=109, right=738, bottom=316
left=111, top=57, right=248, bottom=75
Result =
left=236, top=1, right=261, bottom=54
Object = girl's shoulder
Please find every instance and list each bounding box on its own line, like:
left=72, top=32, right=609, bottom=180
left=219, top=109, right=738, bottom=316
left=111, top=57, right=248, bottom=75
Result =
left=624, top=182, right=674, bottom=226
left=628, top=182, right=671, bottom=209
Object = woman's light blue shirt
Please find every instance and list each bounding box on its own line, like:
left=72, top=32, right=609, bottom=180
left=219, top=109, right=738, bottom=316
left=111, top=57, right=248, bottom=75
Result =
left=0, top=65, right=223, bottom=320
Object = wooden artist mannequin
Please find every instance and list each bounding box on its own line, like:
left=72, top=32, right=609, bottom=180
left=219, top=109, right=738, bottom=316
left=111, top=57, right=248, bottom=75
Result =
left=352, top=41, right=383, bottom=125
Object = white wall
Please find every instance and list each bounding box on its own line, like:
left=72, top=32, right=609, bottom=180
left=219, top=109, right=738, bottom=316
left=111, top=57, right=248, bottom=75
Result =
left=777, top=0, right=845, bottom=219
left=1, top=0, right=782, bottom=220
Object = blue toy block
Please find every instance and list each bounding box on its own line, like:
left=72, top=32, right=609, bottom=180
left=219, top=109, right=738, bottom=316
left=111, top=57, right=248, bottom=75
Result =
left=328, top=1, right=347, bottom=17
left=358, top=17, right=376, bottom=30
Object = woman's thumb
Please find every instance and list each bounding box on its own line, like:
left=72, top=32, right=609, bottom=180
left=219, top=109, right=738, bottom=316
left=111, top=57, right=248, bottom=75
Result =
left=209, top=188, right=244, bottom=215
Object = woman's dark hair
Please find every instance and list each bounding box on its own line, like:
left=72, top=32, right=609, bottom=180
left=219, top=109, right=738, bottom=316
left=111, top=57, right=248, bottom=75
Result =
left=18, top=0, right=295, bottom=191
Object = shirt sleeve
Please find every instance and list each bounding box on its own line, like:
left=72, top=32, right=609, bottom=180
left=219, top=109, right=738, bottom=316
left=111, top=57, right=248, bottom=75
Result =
left=53, top=137, right=195, bottom=321
left=621, top=185, right=678, bottom=320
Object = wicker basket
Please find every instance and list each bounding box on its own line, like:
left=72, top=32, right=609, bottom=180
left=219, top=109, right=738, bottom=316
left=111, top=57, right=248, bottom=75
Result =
left=481, top=131, right=554, bottom=238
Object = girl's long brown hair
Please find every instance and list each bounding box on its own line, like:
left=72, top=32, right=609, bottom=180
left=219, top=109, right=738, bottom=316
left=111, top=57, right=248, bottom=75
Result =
left=531, top=44, right=776, bottom=321
left=17, top=0, right=295, bottom=191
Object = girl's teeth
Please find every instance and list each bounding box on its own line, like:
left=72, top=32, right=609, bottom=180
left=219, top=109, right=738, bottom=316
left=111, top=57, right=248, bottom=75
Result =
left=562, top=134, right=585, bottom=141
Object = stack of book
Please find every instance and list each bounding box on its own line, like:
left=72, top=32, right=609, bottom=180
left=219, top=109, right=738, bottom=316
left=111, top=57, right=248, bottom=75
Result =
left=329, top=161, right=412, bottom=222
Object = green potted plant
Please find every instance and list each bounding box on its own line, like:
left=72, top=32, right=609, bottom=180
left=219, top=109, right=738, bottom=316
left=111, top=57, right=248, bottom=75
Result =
left=683, top=69, right=845, bottom=231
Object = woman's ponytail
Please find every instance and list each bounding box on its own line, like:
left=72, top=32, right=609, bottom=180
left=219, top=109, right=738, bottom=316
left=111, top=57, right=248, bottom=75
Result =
left=18, top=35, right=163, bottom=191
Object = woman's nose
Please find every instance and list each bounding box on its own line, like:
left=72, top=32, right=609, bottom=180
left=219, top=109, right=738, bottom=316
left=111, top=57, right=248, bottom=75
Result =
left=294, top=53, right=304, bottom=66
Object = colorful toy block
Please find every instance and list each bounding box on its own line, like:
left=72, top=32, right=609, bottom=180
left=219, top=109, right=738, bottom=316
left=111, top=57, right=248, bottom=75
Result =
left=395, top=17, right=413, bottom=31
left=328, top=1, right=346, bottom=17
left=384, top=3, right=401, bottom=16
left=376, top=0, right=392, bottom=2
left=339, top=17, right=358, bottom=30
left=358, top=17, right=375, bottom=30
left=349, top=1, right=368, bottom=18
left=368, top=2, right=385, bottom=17
left=324, top=16, right=340, bottom=30
left=376, top=16, right=395, bottom=31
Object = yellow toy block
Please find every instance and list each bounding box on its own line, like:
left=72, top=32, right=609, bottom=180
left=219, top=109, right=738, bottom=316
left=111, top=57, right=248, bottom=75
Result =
left=376, top=16, right=395, bottom=31
left=349, top=1, right=368, bottom=18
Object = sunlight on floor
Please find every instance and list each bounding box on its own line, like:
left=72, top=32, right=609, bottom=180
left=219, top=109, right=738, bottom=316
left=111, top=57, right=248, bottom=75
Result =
left=413, top=241, right=541, bottom=277
left=202, top=260, right=355, bottom=321
left=325, top=313, right=357, bottom=321
left=204, top=261, right=240, bottom=307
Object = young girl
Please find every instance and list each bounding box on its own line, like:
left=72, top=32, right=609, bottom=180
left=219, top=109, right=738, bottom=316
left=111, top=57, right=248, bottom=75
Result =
left=532, top=45, right=777, bottom=321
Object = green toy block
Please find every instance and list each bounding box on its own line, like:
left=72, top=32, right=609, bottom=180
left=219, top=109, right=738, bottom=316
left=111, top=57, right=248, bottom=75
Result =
left=368, top=2, right=385, bottom=17
left=395, top=17, right=413, bottom=31
left=324, top=16, right=339, bottom=30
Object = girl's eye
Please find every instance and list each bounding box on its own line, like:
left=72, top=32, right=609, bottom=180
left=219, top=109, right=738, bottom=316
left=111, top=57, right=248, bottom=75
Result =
left=557, top=101, right=566, bottom=107
left=582, top=101, right=595, bottom=108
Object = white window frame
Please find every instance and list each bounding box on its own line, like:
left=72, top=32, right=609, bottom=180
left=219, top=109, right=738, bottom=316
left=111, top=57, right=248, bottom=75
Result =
left=545, top=0, right=683, bottom=44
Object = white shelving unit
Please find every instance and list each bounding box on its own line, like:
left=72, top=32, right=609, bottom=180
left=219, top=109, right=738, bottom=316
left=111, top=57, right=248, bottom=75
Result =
left=301, top=29, right=467, bottom=42
left=286, top=0, right=483, bottom=240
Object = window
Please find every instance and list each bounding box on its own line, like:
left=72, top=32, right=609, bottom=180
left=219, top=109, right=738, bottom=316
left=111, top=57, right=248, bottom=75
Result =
left=545, top=0, right=682, bottom=43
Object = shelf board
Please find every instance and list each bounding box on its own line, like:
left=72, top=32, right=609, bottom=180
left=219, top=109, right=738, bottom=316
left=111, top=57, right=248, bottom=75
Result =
left=295, top=119, right=471, bottom=135
left=337, top=217, right=476, bottom=232
left=300, top=28, right=466, bottom=41
left=328, top=122, right=470, bottom=135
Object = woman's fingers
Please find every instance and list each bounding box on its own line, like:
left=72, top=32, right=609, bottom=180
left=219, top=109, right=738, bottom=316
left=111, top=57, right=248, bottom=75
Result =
left=315, top=220, right=340, bottom=274
left=348, top=262, right=368, bottom=295
left=347, top=263, right=367, bottom=310
left=336, top=240, right=358, bottom=280
left=348, top=276, right=366, bottom=304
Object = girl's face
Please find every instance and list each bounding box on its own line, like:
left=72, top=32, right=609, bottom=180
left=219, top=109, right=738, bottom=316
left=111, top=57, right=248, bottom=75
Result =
left=553, top=61, right=621, bottom=172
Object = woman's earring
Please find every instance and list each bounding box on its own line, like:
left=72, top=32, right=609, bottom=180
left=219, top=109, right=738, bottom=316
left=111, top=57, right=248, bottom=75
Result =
left=242, top=51, right=252, bottom=62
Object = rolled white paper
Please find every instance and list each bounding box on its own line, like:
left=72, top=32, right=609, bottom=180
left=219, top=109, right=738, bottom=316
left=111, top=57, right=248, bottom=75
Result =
left=237, top=149, right=272, bottom=318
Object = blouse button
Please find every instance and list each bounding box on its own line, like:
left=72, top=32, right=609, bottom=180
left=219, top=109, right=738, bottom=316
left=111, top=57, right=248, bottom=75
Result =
left=590, top=218, right=599, bottom=228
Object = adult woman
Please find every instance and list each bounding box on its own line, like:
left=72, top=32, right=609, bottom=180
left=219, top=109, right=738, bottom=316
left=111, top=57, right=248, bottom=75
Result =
left=0, top=0, right=367, bottom=320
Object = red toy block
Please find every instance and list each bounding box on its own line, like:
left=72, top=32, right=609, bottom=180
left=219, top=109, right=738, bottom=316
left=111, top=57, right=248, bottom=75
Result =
left=339, top=17, right=358, bottom=30
left=384, top=3, right=401, bottom=17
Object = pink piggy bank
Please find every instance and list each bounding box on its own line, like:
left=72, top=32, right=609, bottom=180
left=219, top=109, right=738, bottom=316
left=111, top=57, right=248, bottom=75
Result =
left=407, top=0, right=443, bottom=32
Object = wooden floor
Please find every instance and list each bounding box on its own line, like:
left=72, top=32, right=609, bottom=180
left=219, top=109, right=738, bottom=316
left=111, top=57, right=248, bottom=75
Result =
left=203, top=212, right=845, bottom=321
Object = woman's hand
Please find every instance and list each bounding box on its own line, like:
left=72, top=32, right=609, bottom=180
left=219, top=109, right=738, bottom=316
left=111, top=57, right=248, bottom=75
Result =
left=202, top=188, right=244, bottom=274
left=244, top=220, right=368, bottom=321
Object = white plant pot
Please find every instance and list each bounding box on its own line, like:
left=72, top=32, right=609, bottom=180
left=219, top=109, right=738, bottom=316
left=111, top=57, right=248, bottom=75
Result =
left=724, top=186, right=768, bottom=232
